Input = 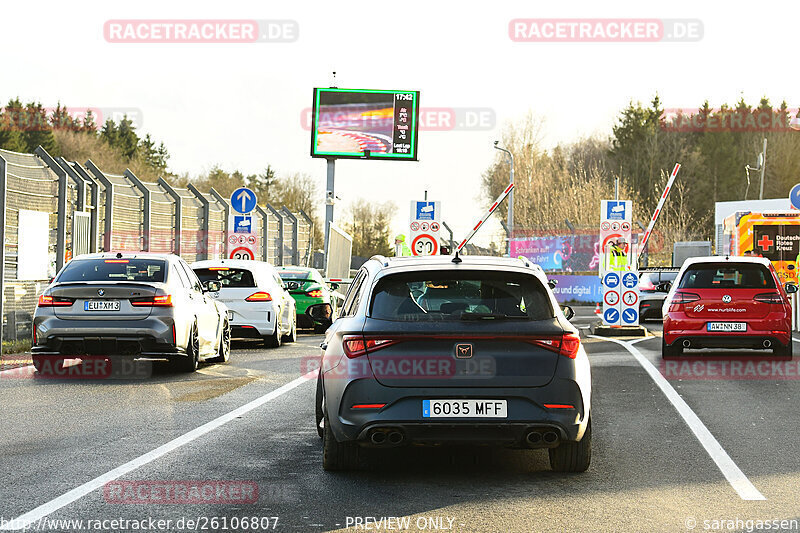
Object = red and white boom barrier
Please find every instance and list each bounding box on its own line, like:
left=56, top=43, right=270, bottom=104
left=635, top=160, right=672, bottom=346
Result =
left=456, top=182, right=515, bottom=252
left=637, top=163, right=681, bottom=265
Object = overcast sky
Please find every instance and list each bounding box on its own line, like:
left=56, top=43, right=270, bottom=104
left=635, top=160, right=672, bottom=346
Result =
left=3, top=0, right=798, bottom=247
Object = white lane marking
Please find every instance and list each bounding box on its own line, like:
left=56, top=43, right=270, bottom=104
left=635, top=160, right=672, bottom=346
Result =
left=589, top=335, right=766, bottom=501
left=0, top=364, right=32, bottom=378
left=0, top=371, right=316, bottom=530
left=627, top=336, right=652, bottom=345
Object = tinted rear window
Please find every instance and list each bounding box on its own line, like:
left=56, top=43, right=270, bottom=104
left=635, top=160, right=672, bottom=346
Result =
left=278, top=270, right=312, bottom=281
left=370, top=271, right=554, bottom=321
left=194, top=268, right=256, bottom=288
left=678, top=263, right=775, bottom=289
left=58, top=259, right=166, bottom=283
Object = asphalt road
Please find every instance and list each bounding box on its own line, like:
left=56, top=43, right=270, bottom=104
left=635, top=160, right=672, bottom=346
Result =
left=2, top=311, right=800, bottom=532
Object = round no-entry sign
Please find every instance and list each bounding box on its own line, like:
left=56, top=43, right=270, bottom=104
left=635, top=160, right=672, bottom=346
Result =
left=229, top=246, right=255, bottom=260
left=412, top=233, right=438, bottom=256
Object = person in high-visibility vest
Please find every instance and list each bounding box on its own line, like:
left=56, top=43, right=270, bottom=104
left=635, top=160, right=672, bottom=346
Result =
left=605, top=237, right=628, bottom=271
left=394, top=234, right=412, bottom=256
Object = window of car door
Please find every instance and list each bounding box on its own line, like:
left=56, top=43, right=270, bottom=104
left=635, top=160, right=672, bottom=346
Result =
left=179, top=261, right=203, bottom=293
left=341, top=270, right=367, bottom=317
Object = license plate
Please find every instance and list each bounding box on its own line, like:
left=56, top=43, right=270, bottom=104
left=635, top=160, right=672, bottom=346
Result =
left=422, top=399, right=507, bottom=418
left=707, top=322, right=746, bottom=332
left=84, top=300, right=120, bottom=311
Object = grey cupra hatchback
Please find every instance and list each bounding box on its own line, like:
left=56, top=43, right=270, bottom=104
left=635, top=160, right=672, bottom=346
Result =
left=32, top=253, right=230, bottom=373
left=313, top=254, right=592, bottom=472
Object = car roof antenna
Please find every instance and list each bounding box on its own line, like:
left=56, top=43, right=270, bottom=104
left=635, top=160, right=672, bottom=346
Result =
left=116, top=252, right=123, bottom=259
left=452, top=250, right=462, bottom=264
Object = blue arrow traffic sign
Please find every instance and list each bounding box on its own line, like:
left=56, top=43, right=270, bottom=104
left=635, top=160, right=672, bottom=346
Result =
left=231, top=187, right=257, bottom=214
left=603, top=272, right=620, bottom=288
left=622, top=272, right=638, bottom=288
left=622, top=308, right=638, bottom=324
left=603, top=308, right=619, bottom=324
left=790, top=184, right=800, bottom=210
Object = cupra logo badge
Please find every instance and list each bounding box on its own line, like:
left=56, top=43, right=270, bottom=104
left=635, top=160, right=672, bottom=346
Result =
left=722, top=295, right=732, bottom=303
left=455, top=344, right=473, bottom=358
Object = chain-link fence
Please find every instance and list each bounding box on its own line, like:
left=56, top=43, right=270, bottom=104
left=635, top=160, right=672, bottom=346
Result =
left=0, top=146, right=313, bottom=341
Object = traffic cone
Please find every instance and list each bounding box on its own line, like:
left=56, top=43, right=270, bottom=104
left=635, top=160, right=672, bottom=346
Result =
left=594, top=303, right=601, bottom=315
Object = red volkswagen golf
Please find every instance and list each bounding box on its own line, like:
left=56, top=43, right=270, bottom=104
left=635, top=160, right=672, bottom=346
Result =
left=661, top=256, right=797, bottom=358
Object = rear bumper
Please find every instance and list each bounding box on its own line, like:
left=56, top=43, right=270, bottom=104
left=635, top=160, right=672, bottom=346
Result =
left=32, top=316, right=178, bottom=356
left=225, top=305, right=274, bottom=337
left=664, top=314, right=791, bottom=348
left=326, top=377, right=589, bottom=446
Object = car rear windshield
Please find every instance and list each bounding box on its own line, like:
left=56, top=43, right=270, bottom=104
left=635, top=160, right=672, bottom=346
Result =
left=278, top=270, right=312, bottom=281
left=194, top=267, right=256, bottom=288
left=370, top=271, right=554, bottom=321
left=678, top=263, right=776, bottom=289
left=57, top=258, right=166, bottom=283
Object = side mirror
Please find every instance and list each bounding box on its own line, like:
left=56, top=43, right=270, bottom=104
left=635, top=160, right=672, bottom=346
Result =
left=785, top=283, right=798, bottom=294
left=328, top=282, right=340, bottom=290
left=562, top=305, right=575, bottom=321
left=548, top=279, right=558, bottom=289
left=204, top=280, right=221, bottom=293
left=306, top=302, right=333, bottom=330
left=655, top=281, right=672, bottom=293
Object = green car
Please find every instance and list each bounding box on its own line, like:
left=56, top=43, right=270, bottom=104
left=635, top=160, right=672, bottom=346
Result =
left=276, top=267, right=340, bottom=333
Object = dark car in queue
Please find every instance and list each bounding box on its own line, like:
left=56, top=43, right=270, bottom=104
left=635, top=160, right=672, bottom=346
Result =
left=638, top=268, right=679, bottom=321
left=313, top=255, right=592, bottom=472
left=32, top=253, right=231, bottom=373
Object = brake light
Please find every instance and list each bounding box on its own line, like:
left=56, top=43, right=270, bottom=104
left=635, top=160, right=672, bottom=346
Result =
left=208, top=267, right=229, bottom=271
left=342, top=335, right=396, bottom=359
left=307, top=289, right=323, bottom=298
left=671, top=292, right=700, bottom=305
left=104, top=259, right=129, bottom=263
left=38, top=294, right=74, bottom=307
left=245, top=292, right=272, bottom=302
left=544, top=404, right=575, bottom=409
left=131, top=294, right=173, bottom=307
left=351, top=404, right=386, bottom=409
left=530, top=333, right=581, bottom=359
left=754, top=292, right=783, bottom=304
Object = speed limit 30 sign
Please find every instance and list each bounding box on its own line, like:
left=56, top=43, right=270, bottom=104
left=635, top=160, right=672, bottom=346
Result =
left=412, top=234, right=438, bottom=256
left=229, top=246, right=255, bottom=260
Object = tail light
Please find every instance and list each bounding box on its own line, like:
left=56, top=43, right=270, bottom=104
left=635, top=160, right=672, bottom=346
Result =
left=754, top=292, right=783, bottom=304
left=38, top=294, right=74, bottom=307
left=530, top=333, right=581, bottom=359
left=131, top=294, right=173, bottom=307
left=307, top=289, right=323, bottom=298
left=671, top=292, right=700, bottom=305
left=342, top=335, right=397, bottom=359
left=245, top=292, right=272, bottom=302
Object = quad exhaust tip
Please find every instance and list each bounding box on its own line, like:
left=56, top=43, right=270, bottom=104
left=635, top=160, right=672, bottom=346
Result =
left=369, top=429, right=404, bottom=446
left=542, top=431, right=559, bottom=444
left=525, top=431, right=542, bottom=445
left=370, top=431, right=387, bottom=445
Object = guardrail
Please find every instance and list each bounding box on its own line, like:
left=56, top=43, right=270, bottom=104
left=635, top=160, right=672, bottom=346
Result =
left=0, top=146, right=314, bottom=342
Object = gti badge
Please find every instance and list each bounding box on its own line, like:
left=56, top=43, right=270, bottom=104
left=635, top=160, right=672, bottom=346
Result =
left=722, top=295, right=731, bottom=303
left=97, top=289, right=105, bottom=296
left=693, top=304, right=704, bottom=312
left=455, top=343, right=473, bottom=359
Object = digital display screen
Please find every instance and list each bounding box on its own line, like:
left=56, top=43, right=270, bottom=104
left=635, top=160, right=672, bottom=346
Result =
left=310, top=88, right=420, bottom=160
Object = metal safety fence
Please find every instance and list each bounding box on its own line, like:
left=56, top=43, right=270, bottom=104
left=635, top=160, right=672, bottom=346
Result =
left=0, top=146, right=313, bottom=341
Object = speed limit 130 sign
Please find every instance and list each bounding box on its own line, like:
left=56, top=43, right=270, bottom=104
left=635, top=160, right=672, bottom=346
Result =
left=412, top=233, right=438, bottom=256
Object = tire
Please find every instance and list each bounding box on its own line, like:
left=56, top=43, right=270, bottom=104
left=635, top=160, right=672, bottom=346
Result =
left=32, top=355, right=64, bottom=375
left=661, top=336, right=682, bottom=359
left=282, top=315, right=297, bottom=343
left=264, top=318, right=282, bottom=348
left=322, top=411, right=360, bottom=471
left=175, top=324, right=199, bottom=372
left=773, top=340, right=793, bottom=358
left=549, top=418, right=591, bottom=473
left=209, top=320, right=231, bottom=363
left=315, top=371, right=324, bottom=438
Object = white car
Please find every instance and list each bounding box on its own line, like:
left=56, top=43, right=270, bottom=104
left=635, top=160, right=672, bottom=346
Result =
left=192, top=260, right=296, bottom=347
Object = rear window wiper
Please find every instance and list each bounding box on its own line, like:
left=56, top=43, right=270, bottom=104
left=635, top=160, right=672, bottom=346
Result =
left=459, top=312, right=531, bottom=320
